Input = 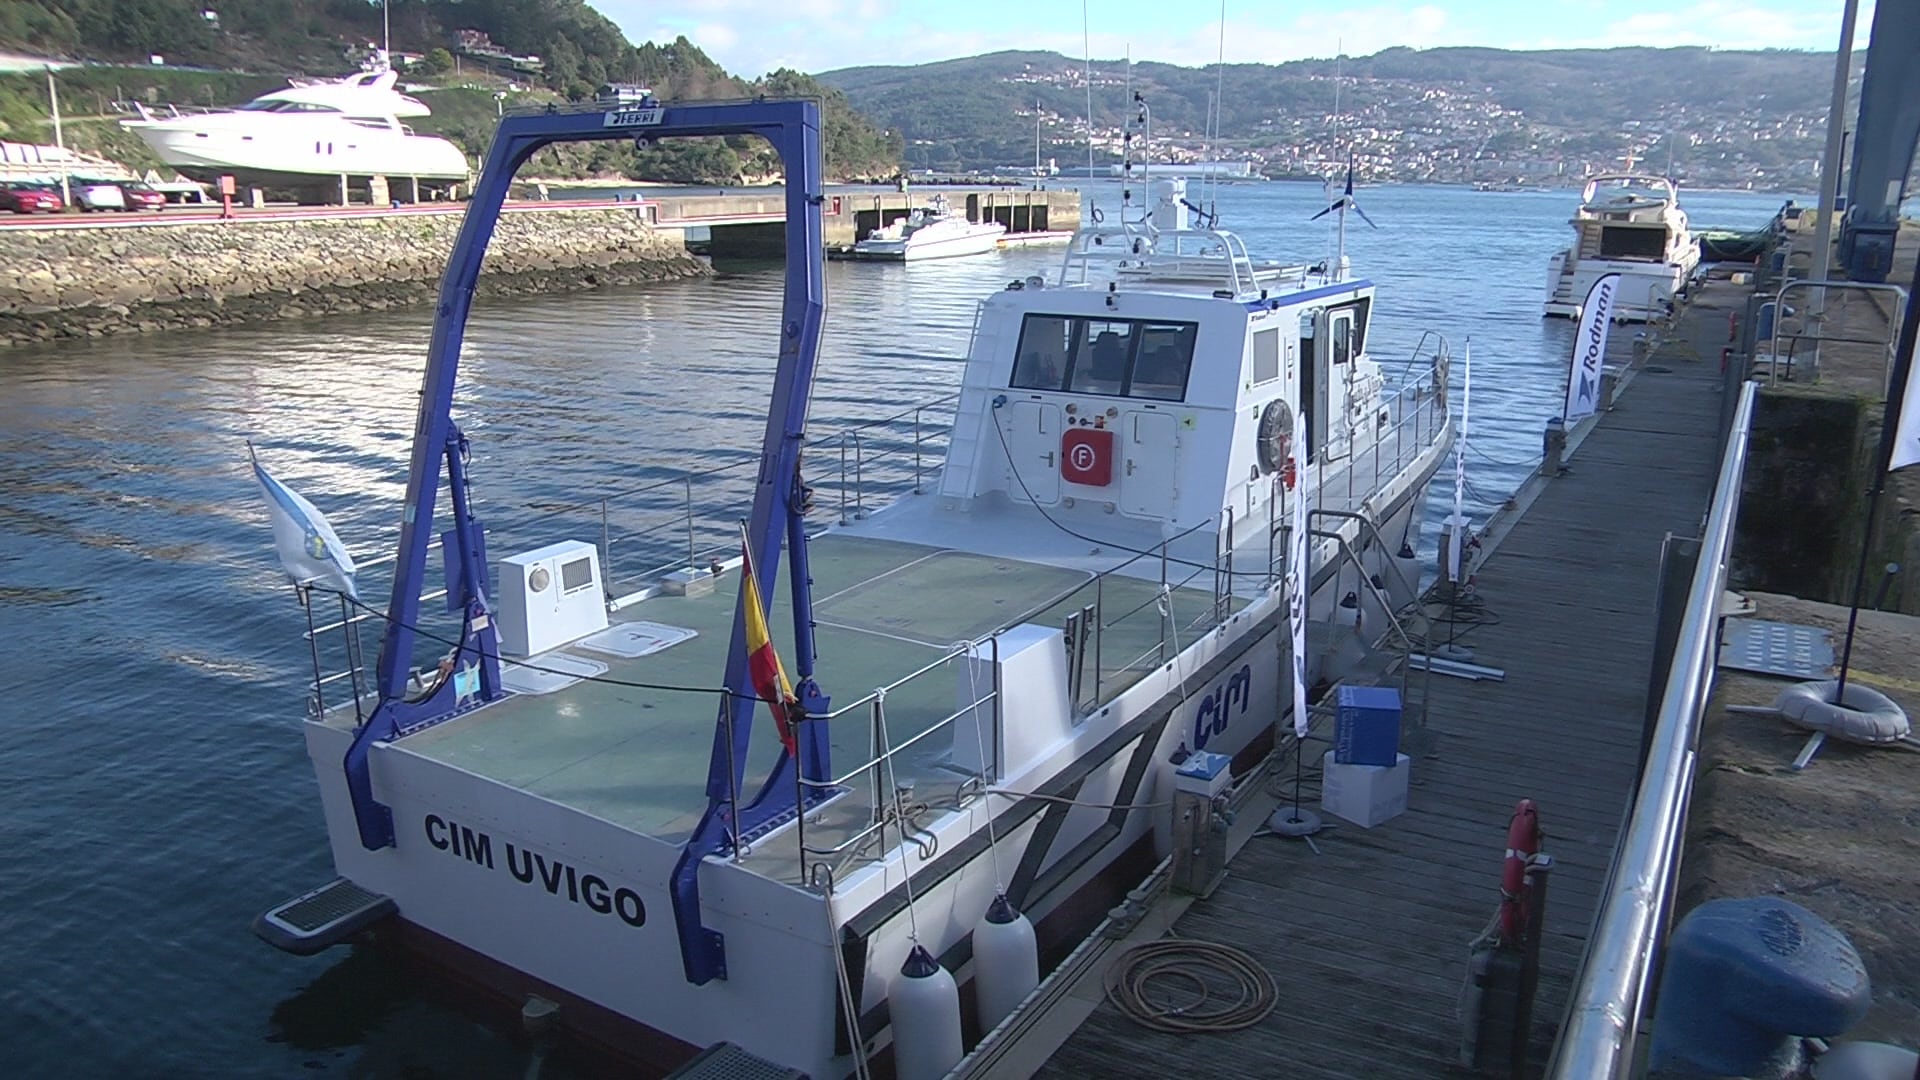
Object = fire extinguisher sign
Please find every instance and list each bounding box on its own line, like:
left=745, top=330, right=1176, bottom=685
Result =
left=1061, top=428, right=1114, bottom=486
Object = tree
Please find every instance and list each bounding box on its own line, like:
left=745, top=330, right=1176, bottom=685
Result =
left=416, top=47, right=453, bottom=75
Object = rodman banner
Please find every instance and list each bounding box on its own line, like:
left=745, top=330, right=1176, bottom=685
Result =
left=1564, top=273, right=1621, bottom=423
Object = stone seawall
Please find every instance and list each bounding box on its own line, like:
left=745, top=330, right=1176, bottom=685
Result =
left=0, top=207, right=706, bottom=348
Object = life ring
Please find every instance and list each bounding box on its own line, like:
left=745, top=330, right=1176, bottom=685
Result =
left=1256, top=399, right=1294, bottom=477
left=1498, top=799, right=1540, bottom=945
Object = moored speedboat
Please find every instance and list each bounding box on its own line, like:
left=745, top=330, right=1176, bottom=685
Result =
left=850, top=194, right=1007, bottom=260
left=252, top=95, right=1455, bottom=1078
left=1544, top=174, right=1700, bottom=321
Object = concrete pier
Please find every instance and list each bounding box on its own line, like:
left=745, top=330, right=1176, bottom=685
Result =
left=636, top=186, right=1081, bottom=256
left=1738, top=218, right=1918, bottom=613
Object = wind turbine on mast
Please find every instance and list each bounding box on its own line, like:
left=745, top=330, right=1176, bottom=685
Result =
left=1311, top=153, right=1376, bottom=279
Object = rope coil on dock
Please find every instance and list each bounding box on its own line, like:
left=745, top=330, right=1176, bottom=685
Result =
left=1103, top=938, right=1278, bottom=1033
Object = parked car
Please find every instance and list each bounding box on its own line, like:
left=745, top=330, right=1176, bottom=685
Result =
left=71, top=180, right=127, bottom=211
left=117, top=182, right=167, bottom=211
left=0, top=182, right=63, bottom=213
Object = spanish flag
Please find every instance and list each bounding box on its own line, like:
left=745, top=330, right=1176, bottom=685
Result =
left=739, top=524, right=798, bottom=754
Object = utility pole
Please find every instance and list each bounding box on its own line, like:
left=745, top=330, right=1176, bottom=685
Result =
left=47, top=67, right=69, bottom=207
left=1809, top=0, right=1861, bottom=374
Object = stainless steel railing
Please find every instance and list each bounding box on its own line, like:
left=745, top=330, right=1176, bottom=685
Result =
left=1764, top=279, right=1909, bottom=385
left=1546, top=378, right=1759, bottom=1078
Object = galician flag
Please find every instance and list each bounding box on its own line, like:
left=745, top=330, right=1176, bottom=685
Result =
left=738, top=524, right=798, bottom=754
left=251, top=446, right=357, bottom=598
left=1446, top=340, right=1471, bottom=582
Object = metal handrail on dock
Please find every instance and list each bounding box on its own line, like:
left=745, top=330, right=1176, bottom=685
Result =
left=1546, top=378, right=1759, bottom=1078
left=1764, top=279, right=1909, bottom=385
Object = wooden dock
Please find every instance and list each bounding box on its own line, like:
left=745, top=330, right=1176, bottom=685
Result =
left=1031, top=282, right=1749, bottom=1078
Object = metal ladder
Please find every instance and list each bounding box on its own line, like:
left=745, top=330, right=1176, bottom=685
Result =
left=936, top=302, right=1001, bottom=500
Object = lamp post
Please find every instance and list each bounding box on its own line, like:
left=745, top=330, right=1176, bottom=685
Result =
left=47, top=67, right=70, bottom=208
left=1808, top=0, right=1861, bottom=373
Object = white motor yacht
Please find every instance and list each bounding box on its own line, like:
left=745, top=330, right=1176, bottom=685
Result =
left=120, top=68, right=470, bottom=199
left=850, top=194, right=1007, bottom=260
left=1544, top=174, right=1700, bottom=321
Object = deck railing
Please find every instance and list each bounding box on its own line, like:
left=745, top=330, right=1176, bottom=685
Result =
left=783, top=518, right=1232, bottom=887
left=1545, top=379, right=1759, bottom=1078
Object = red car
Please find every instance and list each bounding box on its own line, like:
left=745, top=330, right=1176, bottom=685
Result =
left=0, top=182, right=63, bottom=213
left=117, top=182, right=167, bottom=211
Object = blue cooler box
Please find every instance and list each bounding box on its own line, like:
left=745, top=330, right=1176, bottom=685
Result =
left=1334, top=685, right=1403, bottom=766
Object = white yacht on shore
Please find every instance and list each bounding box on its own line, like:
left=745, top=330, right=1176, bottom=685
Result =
left=1544, top=174, right=1700, bottom=321
left=253, top=96, right=1454, bottom=1079
left=120, top=67, right=469, bottom=199
left=850, top=194, right=1007, bottom=260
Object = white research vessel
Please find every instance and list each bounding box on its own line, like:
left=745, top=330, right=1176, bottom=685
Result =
left=255, top=96, right=1456, bottom=1078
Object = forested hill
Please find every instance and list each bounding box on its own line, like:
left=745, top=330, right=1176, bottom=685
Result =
left=0, top=0, right=902, bottom=181
left=821, top=47, right=1847, bottom=188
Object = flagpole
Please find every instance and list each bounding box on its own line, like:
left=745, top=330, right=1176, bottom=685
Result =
left=1831, top=242, right=1920, bottom=702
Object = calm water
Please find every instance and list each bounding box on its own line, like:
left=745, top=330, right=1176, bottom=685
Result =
left=0, top=183, right=1791, bottom=1077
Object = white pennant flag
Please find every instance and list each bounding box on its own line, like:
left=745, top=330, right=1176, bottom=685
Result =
left=1288, top=402, right=1311, bottom=739
left=1892, top=336, right=1920, bottom=473
left=1446, top=340, right=1471, bottom=581
left=1565, top=273, right=1620, bottom=422
left=252, top=448, right=358, bottom=597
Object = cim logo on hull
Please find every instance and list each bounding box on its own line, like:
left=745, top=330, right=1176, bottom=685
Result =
left=1192, top=664, right=1253, bottom=751
left=423, top=814, right=646, bottom=928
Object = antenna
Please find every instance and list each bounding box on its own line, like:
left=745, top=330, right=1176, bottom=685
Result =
left=1122, top=46, right=1136, bottom=222
left=1082, top=0, right=1095, bottom=198
left=1206, top=0, right=1227, bottom=221
left=1332, top=36, right=1343, bottom=157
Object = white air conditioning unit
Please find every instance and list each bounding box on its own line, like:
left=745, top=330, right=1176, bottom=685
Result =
left=496, top=540, right=608, bottom=657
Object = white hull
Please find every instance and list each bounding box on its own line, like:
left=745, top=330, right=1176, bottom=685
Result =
left=301, top=441, right=1446, bottom=1077
left=851, top=226, right=1007, bottom=261
left=1545, top=251, right=1700, bottom=321
left=125, top=120, right=470, bottom=186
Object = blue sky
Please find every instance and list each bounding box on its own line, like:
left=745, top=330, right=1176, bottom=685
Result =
left=596, top=0, right=1873, bottom=79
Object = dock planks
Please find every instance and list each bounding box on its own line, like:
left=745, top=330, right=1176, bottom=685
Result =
left=1037, top=289, right=1742, bottom=1078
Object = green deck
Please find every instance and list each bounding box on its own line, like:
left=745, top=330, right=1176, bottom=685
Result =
left=401, top=533, right=1239, bottom=847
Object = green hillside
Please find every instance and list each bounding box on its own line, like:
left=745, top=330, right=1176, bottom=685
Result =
left=0, top=0, right=903, bottom=182
left=820, top=47, right=1845, bottom=185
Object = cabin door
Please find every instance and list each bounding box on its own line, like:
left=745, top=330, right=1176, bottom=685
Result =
left=1328, top=308, right=1356, bottom=454
left=1120, top=411, right=1177, bottom=518
left=1300, top=313, right=1327, bottom=462
left=1003, top=400, right=1062, bottom=505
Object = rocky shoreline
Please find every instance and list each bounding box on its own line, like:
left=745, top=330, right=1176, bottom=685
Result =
left=0, top=207, right=708, bottom=348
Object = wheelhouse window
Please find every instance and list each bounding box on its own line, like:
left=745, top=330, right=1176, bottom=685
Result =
left=239, top=100, right=343, bottom=113
left=1251, top=327, right=1280, bottom=384
left=1010, top=314, right=1198, bottom=402
left=1600, top=226, right=1667, bottom=260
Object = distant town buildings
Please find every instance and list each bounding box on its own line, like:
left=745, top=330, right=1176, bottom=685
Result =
left=994, top=63, right=1827, bottom=190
